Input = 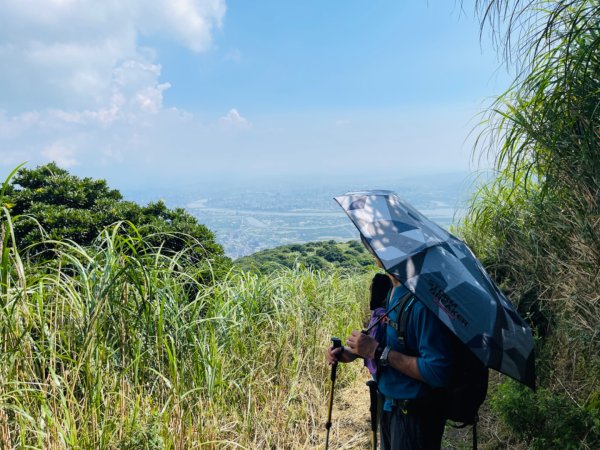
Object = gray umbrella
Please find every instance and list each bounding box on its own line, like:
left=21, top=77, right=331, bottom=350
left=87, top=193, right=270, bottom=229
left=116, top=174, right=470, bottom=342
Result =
left=335, top=190, right=535, bottom=389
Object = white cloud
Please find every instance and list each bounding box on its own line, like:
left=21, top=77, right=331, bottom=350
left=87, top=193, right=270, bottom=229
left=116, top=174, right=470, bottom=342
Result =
left=155, top=0, right=226, bottom=53
left=219, top=108, right=250, bottom=129
left=0, top=0, right=226, bottom=111
left=0, top=111, right=40, bottom=138
left=41, top=142, right=79, bottom=168
left=45, top=59, right=173, bottom=126
left=0, top=0, right=231, bottom=182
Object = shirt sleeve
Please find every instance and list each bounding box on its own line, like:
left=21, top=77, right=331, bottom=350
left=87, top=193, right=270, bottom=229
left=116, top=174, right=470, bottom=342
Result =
left=411, top=303, right=456, bottom=388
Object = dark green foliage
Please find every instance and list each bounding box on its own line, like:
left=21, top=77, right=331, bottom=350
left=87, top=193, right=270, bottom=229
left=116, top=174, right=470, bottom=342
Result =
left=315, top=242, right=345, bottom=263
left=234, top=240, right=374, bottom=274
left=303, top=255, right=325, bottom=270
left=4, top=163, right=230, bottom=277
left=288, top=244, right=304, bottom=253
left=490, top=381, right=599, bottom=449
left=347, top=240, right=363, bottom=251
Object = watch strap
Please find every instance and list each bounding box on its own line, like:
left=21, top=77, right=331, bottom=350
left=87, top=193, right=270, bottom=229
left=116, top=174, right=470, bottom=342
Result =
left=373, top=343, right=385, bottom=361
left=380, top=346, right=392, bottom=367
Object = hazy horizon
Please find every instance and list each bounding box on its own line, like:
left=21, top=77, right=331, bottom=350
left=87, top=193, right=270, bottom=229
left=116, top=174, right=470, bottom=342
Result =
left=119, top=170, right=479, bottom=258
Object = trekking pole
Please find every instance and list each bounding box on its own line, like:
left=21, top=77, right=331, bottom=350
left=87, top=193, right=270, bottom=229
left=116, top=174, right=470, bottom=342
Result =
left=325, top=337, right=342, bottom=450
left=366, top=380, right=378, bottom=450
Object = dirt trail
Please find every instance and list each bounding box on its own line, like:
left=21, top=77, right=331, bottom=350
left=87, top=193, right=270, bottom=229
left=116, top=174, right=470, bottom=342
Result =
left=323, top=371, right=373, bottom=450
left=319, top=371, right=475, bottom=450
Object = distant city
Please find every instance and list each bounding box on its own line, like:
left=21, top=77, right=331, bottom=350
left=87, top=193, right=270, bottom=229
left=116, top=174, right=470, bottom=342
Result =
left=125, top=172, right=480, bottom=259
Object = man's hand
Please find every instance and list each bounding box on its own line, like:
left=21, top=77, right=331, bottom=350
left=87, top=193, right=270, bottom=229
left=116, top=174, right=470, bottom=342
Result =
left=346, top=330, right=379, bottom=359
left=326, top=345, right=358, bottom=365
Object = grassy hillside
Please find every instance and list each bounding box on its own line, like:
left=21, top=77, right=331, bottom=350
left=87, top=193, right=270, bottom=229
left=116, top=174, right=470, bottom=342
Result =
left=0, top=166, right=376, bottom=449
left=0, top=220, right=369, bottom=449
left=234, top=240, right=374, bottom=274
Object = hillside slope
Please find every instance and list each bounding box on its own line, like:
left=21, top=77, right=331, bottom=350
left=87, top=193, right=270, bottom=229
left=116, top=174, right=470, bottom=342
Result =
left=235, top=239, right=375, bottom=273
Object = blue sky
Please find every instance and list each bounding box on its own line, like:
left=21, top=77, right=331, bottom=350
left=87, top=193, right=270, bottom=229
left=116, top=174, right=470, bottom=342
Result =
left=158, top=2, right=503, bottom=112
left=0, top=1, right=510, bottom=190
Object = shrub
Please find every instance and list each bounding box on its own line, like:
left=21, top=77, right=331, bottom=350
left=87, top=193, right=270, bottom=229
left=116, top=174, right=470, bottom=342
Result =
left=490, top=381, right=599, bottom=449
left=235, top=240, right=375, bottom=274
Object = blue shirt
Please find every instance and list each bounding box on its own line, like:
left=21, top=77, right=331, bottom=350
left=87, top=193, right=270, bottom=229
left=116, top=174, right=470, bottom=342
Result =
left=377, top=285, right=456, bottom=411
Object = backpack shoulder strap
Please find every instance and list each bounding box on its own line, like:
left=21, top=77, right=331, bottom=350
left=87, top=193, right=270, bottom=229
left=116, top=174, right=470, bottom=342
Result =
left=397, top=294, right=416, bottom=350
left=386, top=291, right=415, bottom=348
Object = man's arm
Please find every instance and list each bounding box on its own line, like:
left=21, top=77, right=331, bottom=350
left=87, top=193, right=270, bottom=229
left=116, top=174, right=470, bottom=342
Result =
left=386, top=350, right=424, bottom=382
left=347, top=304, right=455, bottom=387
left=346, top=330, right=424, bottom=381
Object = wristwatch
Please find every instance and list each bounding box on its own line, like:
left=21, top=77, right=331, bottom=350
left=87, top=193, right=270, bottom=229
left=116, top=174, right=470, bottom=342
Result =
left=379, top=346, right=392, bottom=367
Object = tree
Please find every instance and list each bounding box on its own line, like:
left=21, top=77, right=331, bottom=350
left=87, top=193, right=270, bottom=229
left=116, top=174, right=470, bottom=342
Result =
left=5, top=163, right=231, bottom=276
left=315, top=244, right=345, bottom=263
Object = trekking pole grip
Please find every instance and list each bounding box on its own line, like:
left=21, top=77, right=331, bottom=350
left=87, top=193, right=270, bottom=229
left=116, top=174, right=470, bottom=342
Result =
left=331, top=338, right=342, bottom=368
left=332, top=337, right=342, bottom=349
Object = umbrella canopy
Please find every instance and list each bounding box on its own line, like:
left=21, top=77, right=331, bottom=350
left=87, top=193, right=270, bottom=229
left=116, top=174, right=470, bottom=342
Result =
left=335, top=190, right=535, bottom=389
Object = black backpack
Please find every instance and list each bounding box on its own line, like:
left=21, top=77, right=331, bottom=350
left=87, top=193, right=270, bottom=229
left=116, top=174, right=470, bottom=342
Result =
left=441, top=334, right=489, bottom=425
left=395, top=296, right=489, bottom=448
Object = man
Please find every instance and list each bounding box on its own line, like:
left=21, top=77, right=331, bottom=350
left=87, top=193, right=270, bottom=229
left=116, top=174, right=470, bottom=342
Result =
left=327, top=270, right=457, bottom=449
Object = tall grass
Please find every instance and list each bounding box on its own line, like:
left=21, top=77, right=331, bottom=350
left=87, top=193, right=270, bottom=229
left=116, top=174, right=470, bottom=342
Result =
left=459, top=1, right=600, bottom=448
left=465, top=0, right=600, bottom=394
left=0, top=218, right=369, bottom=449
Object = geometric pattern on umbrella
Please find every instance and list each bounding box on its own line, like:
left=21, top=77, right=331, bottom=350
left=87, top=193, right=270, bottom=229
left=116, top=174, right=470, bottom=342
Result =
left=335, top=190, right=535, bottom=389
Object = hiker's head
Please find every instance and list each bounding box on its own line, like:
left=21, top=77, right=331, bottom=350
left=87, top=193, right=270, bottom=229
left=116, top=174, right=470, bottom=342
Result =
left=370, top=273, right=392, bottom=310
